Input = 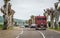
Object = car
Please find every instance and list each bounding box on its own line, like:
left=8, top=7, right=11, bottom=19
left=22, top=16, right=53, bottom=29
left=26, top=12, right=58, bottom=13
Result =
left=24, top=24, right=29, bottom=27
left=30, top=24, right=36, bottom=28
left=20, top=25, right=25, bottom=28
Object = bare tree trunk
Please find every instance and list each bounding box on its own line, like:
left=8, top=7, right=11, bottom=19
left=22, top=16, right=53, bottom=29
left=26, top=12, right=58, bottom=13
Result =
left=2, top=2, right=9, bottom=30
left=7, top=14, right=14, bottom=29
left=55, top=15, right=59, bottom=29
left=50, top=14, right=55, bottom=28
left=3, top=15, right=8, bottom=30
left=43, top=10, right=50, bottom=28
left=1, top=0, right=15, bottom=30
left=51, top=19, right=54, bottom=28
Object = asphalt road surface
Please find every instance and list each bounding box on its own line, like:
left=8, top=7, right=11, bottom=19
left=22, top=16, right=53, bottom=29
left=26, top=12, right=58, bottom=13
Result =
left=18, top=28, right=60, bottom=38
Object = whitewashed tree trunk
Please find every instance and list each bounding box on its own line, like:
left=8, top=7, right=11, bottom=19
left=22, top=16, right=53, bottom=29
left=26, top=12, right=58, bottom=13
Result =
left=2, top=2, right=9, bottom=30
left=1, top=0, right=15, bottom=30
left=55, top=13, right=59, bottom=29
left=44, top=13, right=49, bottom=28
left=50, top=14, right=55, bottom=28
left=8, top=11, right=14, bottom=28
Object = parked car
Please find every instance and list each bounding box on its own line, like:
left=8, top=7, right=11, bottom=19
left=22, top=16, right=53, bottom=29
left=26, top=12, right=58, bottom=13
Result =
left=20, top=25, right=25, bottom=28
left=24, top=24, right=29, bottom=27
left=30, top=24, right=36, bottom=28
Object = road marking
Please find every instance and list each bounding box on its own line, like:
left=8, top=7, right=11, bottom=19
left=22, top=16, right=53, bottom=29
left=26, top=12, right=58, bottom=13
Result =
left=39, top=31, right=45, bottom=38
left=16, top=28, right=23, bottom=38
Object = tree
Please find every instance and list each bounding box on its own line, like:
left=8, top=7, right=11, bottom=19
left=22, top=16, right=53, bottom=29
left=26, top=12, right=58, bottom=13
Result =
left=28, top=19, right=32, bottom=25
left=54, top=1, right=60, bottom=29
left=44, top=8, right=55, bottom=28
left=43, top=0, right=60, bottom=29
left=58, top=0, right=60, bottom=1
left=31, top=15, right=34, bottom=19
left=0, top=0, right=15, bottom=30
left=30, top=15, right=35, bottom=24
left=43, top=9, right=49, bottom=28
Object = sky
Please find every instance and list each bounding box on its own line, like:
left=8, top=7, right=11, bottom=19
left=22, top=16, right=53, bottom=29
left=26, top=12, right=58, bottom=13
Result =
left=0, top=0, right=58, bottom=20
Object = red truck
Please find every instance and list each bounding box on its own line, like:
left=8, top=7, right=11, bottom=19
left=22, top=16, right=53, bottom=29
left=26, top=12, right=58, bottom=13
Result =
left=35, top=16, right=47, bottom=30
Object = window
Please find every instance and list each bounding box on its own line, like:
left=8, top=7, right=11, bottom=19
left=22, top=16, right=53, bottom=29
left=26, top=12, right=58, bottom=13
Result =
left=37, top=18, right=46, bottom=20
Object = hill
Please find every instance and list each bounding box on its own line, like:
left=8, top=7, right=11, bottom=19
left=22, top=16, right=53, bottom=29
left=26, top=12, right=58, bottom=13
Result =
left=0, top=16, right=25, bottom=25
left=0, top=16, right=4, bottom=23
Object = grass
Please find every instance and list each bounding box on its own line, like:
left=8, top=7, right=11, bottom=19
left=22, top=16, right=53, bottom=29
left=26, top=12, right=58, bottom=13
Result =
left=49, top=26, right=60, bottom=31
left=55, top=25, right=60, bottom=31
left=7, top=26, right=14, bottom=30
left=0, top=23, right=14, bottom=30
left=0, top=23, right=3, bottom=30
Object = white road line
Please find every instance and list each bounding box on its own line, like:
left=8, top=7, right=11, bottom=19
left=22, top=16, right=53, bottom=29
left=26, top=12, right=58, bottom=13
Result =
left=16, top=28, right=23, bottom=38
left=39, top=31, right=45, bottom=38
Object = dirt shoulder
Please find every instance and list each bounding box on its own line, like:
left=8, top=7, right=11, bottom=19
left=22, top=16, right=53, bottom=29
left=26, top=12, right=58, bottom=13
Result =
left=0, top=27, right=22, bottom=38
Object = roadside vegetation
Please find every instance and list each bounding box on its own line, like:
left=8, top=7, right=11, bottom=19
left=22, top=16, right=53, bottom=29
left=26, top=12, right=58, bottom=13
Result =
left=49, top=27, right=60, bottom=31
left=48, top=22, right=60, bottom=31
left=0, top=23, right=3, bottom=30
left=43, top=0, right=60, bottom=31
left=0, top=23, right=13, bottom=30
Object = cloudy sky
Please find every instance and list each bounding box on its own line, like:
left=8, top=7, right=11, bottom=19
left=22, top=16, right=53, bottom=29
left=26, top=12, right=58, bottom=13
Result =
left=0, top=0, right=58, bottom=20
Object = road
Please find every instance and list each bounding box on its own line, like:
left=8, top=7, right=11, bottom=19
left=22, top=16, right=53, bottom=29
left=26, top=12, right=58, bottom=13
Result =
left=18, top=28, right=60, bottom=38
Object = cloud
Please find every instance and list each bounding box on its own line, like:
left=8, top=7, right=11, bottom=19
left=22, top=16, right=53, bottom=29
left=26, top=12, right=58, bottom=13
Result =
left=0, top=0, right=58, bottom=20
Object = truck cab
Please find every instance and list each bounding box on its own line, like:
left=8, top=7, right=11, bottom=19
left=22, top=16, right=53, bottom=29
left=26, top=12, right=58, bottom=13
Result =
left=35, top=16, right=47, bottom=30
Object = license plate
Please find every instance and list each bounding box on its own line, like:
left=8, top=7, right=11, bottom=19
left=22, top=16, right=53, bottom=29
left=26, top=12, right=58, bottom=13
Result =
left=41, top=26, right=43, bottom=28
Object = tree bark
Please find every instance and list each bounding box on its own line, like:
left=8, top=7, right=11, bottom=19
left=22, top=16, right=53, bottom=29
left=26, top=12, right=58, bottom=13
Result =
left=55, top=15, right=59, bottom=29
left=1, top=0, right=15, bottom=30
left=50, top=14, right=55, bottom=28
left=3, top=15, right=8, bottom=30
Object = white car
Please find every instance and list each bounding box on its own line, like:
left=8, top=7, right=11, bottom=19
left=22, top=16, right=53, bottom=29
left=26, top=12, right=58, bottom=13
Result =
left=30, top=24, right=36, bottom=28
left=20, top=25, right=25, bottom=28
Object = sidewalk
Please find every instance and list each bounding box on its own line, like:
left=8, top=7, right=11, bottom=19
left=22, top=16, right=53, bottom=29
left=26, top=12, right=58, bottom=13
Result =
left=0, top=27, right=22, bottom=38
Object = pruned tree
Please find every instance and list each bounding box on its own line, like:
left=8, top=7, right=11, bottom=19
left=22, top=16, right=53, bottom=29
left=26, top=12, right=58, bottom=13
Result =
left=28, top=19, right=32, bottom=25
left=7, top=3, right=15, bottom=28
left=0, top=0, right=15, bottom=30
left=43, top=9, right=49, bottom=28
left=30, top=15, right=35, bottom=24
left=44, top=8, right=55, bottom=28
left=54, top=1, right=60, bottom=29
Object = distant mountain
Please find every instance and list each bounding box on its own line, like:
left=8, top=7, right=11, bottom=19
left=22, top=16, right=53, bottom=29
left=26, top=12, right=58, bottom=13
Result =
left=0, top=16, right=25, bottom=25
left=0, top=16, right=4, bottom=23
left=14, top=19, right=25, bottom=25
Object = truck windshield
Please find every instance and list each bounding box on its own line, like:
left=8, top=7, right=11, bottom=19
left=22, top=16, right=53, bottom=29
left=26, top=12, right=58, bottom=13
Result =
left=37, top=18, right=46, bottom=20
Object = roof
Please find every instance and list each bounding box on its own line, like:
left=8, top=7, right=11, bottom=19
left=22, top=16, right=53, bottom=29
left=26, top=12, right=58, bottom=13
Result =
left=35, top=16, right=46, bottom=18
